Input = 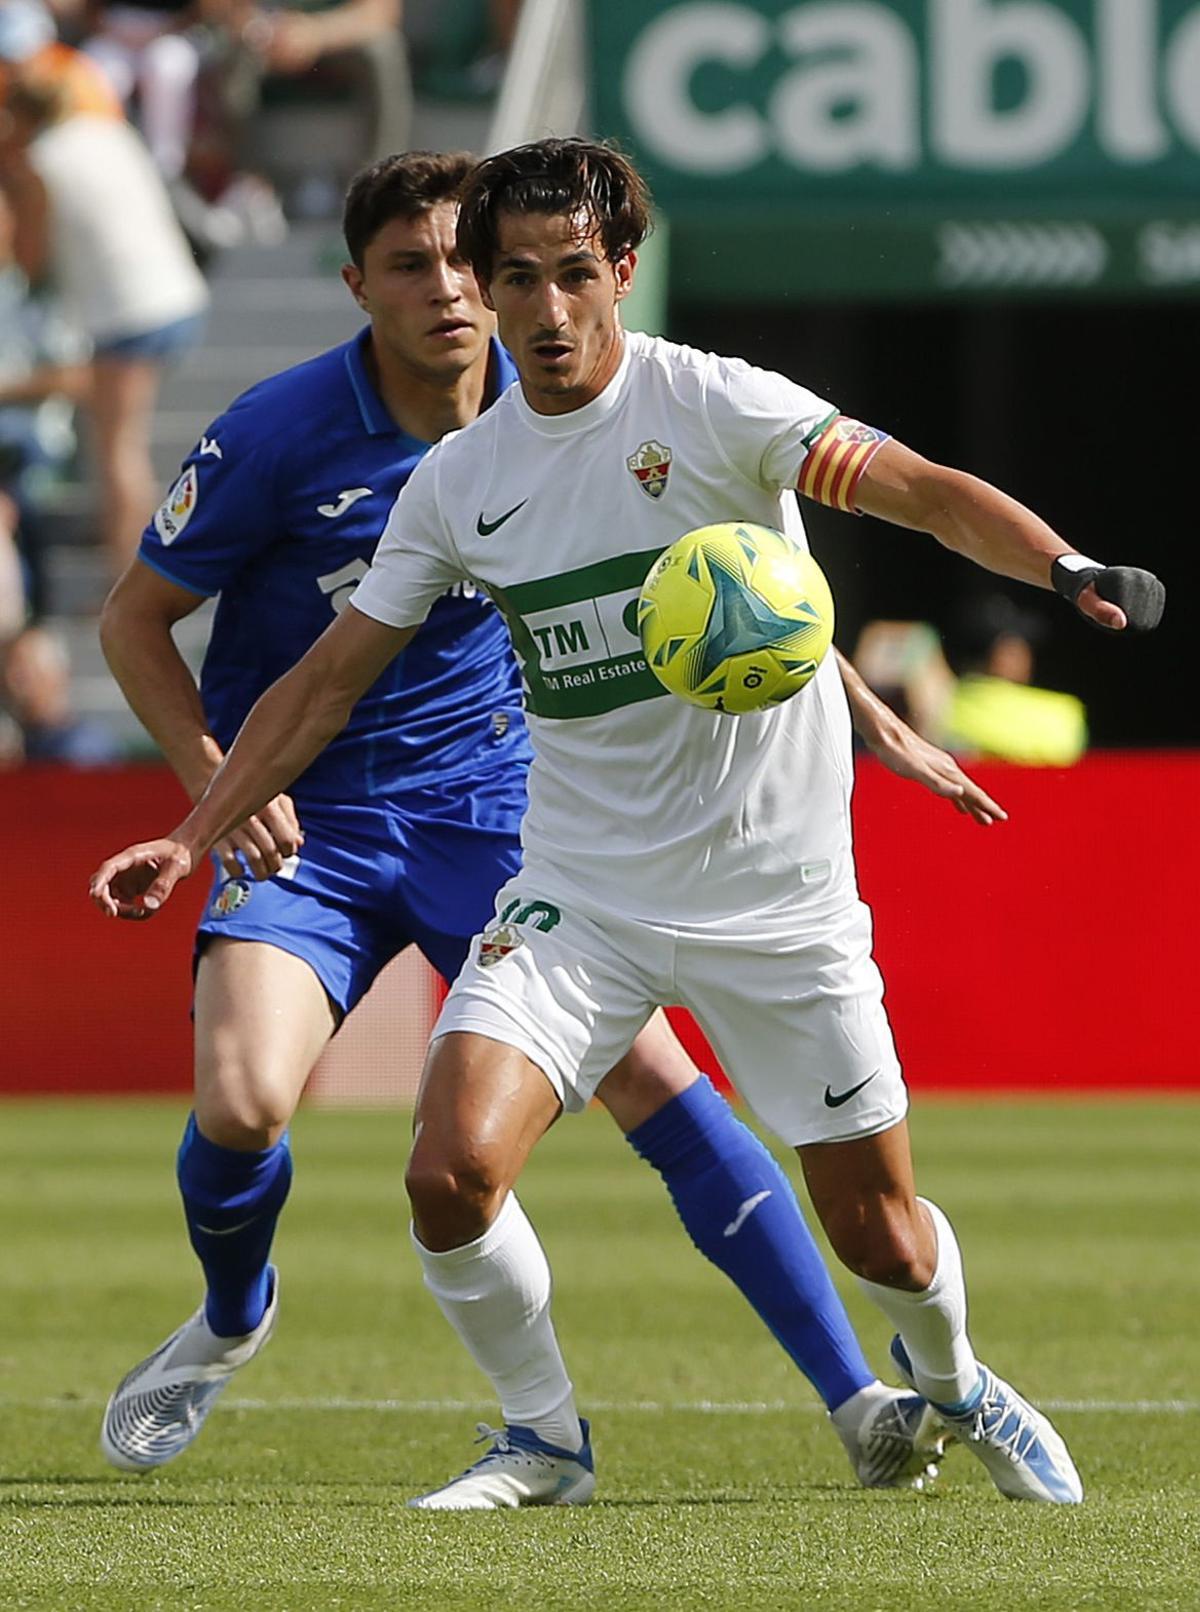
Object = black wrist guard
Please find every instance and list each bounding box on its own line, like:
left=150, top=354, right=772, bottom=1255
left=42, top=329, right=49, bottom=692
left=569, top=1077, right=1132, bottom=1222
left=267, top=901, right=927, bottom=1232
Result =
left=1051, top=556, right=1165, bottom=632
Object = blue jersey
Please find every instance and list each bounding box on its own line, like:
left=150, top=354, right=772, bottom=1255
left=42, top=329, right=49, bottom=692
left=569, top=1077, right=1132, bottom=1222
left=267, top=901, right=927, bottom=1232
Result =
left=139, top=330, right=529, bottom=806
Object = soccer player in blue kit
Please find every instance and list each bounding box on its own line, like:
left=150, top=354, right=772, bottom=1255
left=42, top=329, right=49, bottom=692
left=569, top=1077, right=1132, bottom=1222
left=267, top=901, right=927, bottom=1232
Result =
left=95, top=151, right=1006, bottom=1492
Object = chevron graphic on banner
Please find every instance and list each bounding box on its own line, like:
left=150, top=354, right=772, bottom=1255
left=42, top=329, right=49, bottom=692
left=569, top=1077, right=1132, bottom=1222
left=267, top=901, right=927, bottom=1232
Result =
left=936, top=223, right=1109, bottom=289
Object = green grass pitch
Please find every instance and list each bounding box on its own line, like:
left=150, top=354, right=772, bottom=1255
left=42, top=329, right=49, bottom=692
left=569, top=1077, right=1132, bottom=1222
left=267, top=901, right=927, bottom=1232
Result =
left=1, top=1096, right=1197, bottom=1611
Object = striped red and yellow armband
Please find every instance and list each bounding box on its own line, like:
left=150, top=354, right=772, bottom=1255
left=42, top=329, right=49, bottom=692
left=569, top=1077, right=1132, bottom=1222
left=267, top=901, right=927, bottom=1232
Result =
left=796, top=415, right=889, bottom=513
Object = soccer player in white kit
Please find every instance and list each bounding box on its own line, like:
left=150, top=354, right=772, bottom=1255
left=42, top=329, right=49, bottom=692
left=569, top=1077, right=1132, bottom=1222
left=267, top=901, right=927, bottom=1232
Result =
left=92, top=139, right=1165, bottom=1511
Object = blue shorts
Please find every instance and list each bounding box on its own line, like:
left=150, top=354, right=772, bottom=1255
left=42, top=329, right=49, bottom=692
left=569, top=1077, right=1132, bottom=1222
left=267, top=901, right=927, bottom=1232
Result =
left=195, top=776, right=526, bottom=1015
left=94, top=311, right=206, bottom=360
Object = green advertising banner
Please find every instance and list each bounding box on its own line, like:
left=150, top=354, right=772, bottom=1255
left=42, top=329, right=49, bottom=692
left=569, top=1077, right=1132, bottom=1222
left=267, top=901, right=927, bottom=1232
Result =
left=588, top=0, right=1200, bottom=298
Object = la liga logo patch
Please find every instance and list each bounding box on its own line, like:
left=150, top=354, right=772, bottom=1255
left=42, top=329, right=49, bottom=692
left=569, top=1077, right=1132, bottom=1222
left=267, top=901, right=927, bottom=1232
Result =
left=626, top=440, right=672, bottom=501
left=154, top=465, right=198, bottom=545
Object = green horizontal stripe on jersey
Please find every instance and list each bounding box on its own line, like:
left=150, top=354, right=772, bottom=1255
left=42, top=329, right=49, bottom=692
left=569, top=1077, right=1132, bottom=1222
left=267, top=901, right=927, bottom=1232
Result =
left=487, top=545, right=670, bottom=720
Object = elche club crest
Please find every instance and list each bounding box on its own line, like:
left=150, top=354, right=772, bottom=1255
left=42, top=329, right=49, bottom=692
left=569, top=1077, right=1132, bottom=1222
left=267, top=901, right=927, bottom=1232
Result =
left=478, top=922, right=523, bottom=967
left=626, top=440, right=672, bottom=501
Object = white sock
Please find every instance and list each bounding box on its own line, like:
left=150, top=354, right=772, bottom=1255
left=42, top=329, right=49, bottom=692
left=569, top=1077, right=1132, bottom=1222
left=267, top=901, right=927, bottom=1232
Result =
left=829, top=1379, right=890, bottom=1443
left=412, top=1192, right=583, bottom=1451
left=856, top=1197, right=981, bottom=1408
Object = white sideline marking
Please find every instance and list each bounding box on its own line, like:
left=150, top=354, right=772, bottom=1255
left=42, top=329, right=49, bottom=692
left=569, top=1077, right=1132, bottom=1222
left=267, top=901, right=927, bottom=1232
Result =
left=9, top=1396, right=1200, bottom=1415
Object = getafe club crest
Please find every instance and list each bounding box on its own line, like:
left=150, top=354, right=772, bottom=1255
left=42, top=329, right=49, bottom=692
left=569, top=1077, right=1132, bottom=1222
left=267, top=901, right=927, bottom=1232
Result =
left=211, top=877, right=251, bottom=919
left=154, top=465, right=198, bottom=545
left=626, top=440, right=672, bottom=501
left=478, top=922, right=523, bottom=967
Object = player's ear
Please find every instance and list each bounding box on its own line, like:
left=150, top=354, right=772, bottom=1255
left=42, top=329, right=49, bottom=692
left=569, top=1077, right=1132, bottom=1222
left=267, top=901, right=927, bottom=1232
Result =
left=475, top=270, right=497, bottom=312
left=613, top=250, right=636, bottom=303
left=341, top=263, right=369, bottom=311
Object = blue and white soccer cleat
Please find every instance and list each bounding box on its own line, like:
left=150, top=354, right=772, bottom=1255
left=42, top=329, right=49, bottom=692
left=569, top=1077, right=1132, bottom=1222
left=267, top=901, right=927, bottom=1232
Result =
left=890, top=1335, right=1083, bottom=1504
left=99, top=1270, right=279, bottom=1471
left=833, top=1384, right=948, bottom=1490
left=407, top=1419, right=596, bottom=1510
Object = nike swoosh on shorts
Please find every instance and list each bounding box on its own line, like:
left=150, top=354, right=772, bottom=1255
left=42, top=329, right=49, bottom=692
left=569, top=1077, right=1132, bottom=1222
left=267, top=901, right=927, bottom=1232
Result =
left=823, top=1070, right=880, bottom=1109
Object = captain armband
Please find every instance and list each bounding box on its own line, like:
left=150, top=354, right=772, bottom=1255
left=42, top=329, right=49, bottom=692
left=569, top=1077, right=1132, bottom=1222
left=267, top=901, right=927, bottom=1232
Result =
left=796, top=415, right=889, bottom=514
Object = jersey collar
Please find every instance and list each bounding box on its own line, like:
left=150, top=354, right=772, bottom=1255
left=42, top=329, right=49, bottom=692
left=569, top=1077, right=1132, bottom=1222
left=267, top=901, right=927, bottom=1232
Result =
left=509, top=328, right=634, bottom=438
left=344, top=327, right=395, bottom=437
left=345, top=328, right=518, bottom=439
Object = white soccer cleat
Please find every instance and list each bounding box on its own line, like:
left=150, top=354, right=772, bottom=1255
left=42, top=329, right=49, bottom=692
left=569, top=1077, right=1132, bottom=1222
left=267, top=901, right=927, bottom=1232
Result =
left=832, top=1383, right=947, bottom=1490
left=890, top=1336, right=1083, bottom=1504
left=100, top=1270, right=279, bottom=1472
left=407, top=1419, right=596, bottom=1511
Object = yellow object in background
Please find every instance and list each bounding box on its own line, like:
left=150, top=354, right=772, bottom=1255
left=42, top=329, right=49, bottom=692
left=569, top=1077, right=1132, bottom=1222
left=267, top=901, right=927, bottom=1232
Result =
left=942, top=675, right=1087, bottom=766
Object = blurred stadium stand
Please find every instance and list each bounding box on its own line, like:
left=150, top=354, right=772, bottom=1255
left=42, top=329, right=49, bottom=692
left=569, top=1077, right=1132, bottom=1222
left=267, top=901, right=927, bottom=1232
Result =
left=45, top=0, right=583, bottom=753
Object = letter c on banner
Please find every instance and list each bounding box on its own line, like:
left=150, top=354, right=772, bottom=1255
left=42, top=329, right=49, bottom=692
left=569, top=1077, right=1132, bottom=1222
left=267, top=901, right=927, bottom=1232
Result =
left=624, top=2, right=769, bottom=175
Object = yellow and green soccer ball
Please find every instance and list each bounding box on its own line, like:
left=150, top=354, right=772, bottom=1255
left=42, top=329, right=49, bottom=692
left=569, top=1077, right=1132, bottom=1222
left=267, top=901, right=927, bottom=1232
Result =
left=638, top=522, right=834, bottom=713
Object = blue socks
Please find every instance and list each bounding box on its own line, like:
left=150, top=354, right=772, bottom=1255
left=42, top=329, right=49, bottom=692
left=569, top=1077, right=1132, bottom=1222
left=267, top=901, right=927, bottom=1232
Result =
left=177, top=1114, right=292, bottom=1338
left=627, top=1077, right=874, bottom=1412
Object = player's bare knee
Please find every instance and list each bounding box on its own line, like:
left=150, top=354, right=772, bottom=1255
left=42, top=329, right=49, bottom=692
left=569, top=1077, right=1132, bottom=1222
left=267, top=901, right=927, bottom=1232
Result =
left=405, top=1140, right=509, bottom=1248
left=195, top=1073, right=294, bottom=1151
left=822, top=1201, right=932, bottom=1290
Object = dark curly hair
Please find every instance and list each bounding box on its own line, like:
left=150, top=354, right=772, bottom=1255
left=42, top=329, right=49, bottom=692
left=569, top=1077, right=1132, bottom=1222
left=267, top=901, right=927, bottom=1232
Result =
left=342, top=151, right=477, bottom=267
left=456, top=138, right=653, bottom=280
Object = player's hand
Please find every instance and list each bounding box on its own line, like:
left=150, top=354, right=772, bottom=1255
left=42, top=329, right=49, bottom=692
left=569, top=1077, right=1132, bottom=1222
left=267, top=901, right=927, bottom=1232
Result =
left=864, top=718, right=1007, bottom=826
left=90, top=839, right=194, bottom=920
left=214, top=793, right=303, bottom=881
left=1052, top=558, right=1165, bottom=633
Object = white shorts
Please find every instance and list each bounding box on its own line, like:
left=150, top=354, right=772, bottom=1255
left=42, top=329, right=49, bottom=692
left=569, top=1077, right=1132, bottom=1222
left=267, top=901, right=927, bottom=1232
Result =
left=434, top=879, right=908, bottom=1147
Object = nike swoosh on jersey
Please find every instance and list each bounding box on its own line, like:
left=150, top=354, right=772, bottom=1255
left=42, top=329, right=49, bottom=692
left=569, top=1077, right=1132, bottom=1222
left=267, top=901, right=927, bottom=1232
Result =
left=723, top=1190, right=772, bottom=1238
left=318, top=487, right=373, bottom=518
left=823, top=1070, right=880, bottom=1109
left=476, top=499, right=528, bottom=536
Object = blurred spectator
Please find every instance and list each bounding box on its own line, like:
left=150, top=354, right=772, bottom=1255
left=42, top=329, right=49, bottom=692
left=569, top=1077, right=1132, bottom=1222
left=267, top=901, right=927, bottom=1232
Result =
left=490, top=0, right=521, bottom=49
left=0, top=0, right=123, bottom=117
left=0, top=181, right=118, bottom=764
left=79, top=2, right=287, bottom=255
left=1, top=70, right=208, bottom=573
left=854, top=598, right=1087, bottom=767
left=940, top=592, right=1087, bottom=766
left=851, top=619, right=954, bottom=740
left=82, top=1, right=205, bottom=180
left=2, top=617, right=121, bottom=761
left=466, top=0, right=522, bottom=91
left=224, top=0, right=410, bottom=173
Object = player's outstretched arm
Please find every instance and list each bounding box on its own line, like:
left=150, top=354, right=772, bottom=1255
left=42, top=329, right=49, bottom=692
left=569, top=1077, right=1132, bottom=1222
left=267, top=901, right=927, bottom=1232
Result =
left=835, top=650, right=1006, bottom=826
left=852, top=440, right=1164, bottom=633
left=100, top=561, right=303, bottom=881
left=90, top=605, right=417, bottom=918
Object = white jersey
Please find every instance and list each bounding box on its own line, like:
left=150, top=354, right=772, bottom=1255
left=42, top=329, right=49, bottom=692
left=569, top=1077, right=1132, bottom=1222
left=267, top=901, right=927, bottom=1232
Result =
left=353, top=330, right=858, bottom=931
left=30, top=116, right=208, bottom=344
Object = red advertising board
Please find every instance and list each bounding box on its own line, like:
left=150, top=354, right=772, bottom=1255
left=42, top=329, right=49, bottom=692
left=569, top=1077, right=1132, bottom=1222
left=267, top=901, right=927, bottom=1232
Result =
left=1, top=756, right=1195, bottom=1095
